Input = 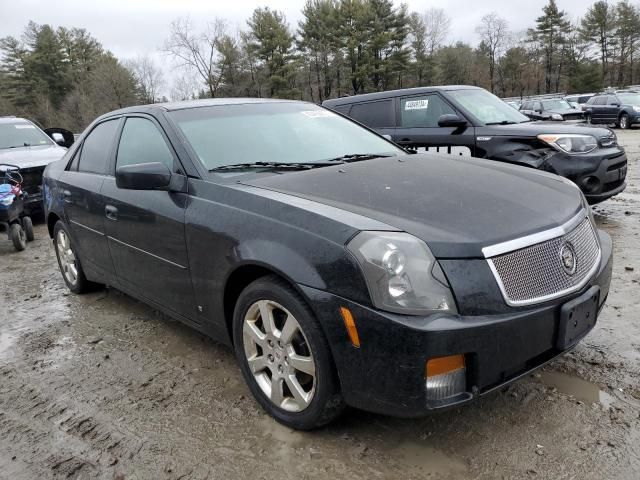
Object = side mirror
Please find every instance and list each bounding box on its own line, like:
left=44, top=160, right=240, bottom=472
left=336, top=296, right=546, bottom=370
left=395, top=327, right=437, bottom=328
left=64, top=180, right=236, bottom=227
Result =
left=438, top=114, right=467, bottom=128
left=44, top=128, right=74, bottom=148
left=612, top=103, right=620, bottom=107
left=116, top=162, right=173, bottom=191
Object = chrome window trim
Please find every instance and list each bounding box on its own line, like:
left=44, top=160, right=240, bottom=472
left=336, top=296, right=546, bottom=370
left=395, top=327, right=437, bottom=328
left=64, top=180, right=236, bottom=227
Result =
left=481, top=211, right=586, bottom=259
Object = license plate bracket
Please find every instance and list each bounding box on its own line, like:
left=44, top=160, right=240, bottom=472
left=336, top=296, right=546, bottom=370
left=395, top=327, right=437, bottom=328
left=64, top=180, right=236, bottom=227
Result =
left=556, top=286, right=600, bottom=350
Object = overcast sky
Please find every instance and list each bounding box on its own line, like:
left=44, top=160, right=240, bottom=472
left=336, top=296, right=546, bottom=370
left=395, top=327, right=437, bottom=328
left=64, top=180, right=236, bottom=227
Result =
left=1, top=0, right=593, bottom=93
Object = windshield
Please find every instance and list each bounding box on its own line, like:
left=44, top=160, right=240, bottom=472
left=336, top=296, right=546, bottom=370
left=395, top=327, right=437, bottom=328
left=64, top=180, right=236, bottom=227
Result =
left=0, top=122, right=53, bottom=149
left=447, top=89, right=530, bottom=125
left=169, top=103, right=405, bottom=171
left=542, top=99, right=573, bottom=110
left=618, top=93, right=640, bottom=105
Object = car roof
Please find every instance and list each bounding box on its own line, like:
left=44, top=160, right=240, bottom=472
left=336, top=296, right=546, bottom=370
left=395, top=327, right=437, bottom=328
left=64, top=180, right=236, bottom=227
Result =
left=322, top=85, right=483, bottom=106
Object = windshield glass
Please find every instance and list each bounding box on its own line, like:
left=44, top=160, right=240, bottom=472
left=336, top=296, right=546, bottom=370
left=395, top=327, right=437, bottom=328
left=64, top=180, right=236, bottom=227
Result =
left=618, top=93, right=640, bottom=105
left=542, top=99, right=573, bottom=110
left=0, top=122, right=53, bottom=149
left=447, top=89, right=529, bottom=124
left=169, top=103, right=405, bottom=171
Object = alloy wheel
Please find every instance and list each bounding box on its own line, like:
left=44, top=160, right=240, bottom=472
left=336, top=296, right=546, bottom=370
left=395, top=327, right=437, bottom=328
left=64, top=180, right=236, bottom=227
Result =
left=620, top=115, right=628, bottom=129
left=56, top=229, right=78, bottom=285
left=242, top=300, right=316, bottom=412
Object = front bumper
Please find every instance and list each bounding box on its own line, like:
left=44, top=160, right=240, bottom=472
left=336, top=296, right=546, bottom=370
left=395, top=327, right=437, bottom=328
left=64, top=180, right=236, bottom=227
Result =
left=301, top=231, right=613, bottom=417
left=545, top=148, right=627, bottom=204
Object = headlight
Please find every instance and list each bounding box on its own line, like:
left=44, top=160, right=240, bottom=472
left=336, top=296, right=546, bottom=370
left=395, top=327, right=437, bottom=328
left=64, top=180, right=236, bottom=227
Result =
left=347, top=231, right=457, bottom=315
left=550, top=113, right=563, bottom=121
left=538, top=134, right=598, bottom=154
left=633, top=106, right=640, bottom=112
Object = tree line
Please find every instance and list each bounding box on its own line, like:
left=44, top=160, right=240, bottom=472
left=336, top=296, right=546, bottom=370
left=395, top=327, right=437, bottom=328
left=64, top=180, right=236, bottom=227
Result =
left=1, top=0, right=639, bottom=132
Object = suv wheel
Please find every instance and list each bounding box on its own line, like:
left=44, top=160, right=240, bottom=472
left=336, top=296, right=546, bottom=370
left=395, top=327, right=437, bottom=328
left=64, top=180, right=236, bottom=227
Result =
left=585, top=113, right=592, bottom=125
left=233, top=275, right=344, bottom=430
left=619, top=113, right=630, bottom=130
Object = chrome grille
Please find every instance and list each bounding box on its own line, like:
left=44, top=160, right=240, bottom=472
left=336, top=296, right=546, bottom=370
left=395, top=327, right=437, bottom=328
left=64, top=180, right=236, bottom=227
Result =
left=488, top=217, right=600, bottom=306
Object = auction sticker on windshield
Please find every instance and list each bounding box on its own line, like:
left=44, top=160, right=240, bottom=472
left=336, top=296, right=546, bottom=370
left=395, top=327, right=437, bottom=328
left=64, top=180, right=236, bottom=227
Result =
left=404, top=99, right=429, bottom=110
left=301, top=110, right=336, bottom=118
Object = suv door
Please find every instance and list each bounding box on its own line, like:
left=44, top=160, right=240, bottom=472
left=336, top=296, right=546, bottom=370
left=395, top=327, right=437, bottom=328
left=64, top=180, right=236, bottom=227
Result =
left=100, top=115, right=196, bottom=320
left=58, top=118, right=120, bottom=283
left=590, top=96, right=607, bottom=122
left=605, top=96, right=621, bottom=123
left=394, top=93, right=474, bottom=156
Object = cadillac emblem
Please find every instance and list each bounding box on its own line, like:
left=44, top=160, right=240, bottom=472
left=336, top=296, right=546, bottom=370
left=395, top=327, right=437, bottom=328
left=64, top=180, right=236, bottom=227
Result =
left=560, top=242, right=577, bottom=275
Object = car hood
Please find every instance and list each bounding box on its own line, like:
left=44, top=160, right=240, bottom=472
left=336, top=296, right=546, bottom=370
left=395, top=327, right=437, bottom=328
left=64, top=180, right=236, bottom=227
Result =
left=241, top=154, right=584, bottom=258
left=0, top=144, right=66, bottom=170
left=483, top=121, right=611, bottom=138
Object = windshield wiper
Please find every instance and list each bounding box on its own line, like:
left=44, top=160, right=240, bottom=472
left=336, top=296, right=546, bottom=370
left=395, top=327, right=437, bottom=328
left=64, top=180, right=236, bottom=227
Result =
left=323, top=153, right=394, bottom=163
left=209, top=161, right=336, bottom=172
left=485, top=120, right=518, bottom=125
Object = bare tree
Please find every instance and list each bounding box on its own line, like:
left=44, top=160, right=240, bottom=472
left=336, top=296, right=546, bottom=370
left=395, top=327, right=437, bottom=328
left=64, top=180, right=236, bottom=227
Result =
left=127, top=55, right=164, bottom=103
left=170, top=74, right=200, bottom=101
left=422, top=8, right=451, bottom=56
left=163, top=17, right=228, bottom=97
left=476, top=13, right=509, bottom=93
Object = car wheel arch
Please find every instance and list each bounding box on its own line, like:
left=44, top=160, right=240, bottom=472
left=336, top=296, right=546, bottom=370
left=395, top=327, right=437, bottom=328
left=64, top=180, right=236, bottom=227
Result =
left=47, top=212, right=61, bottom=238
left=223, top=263, right=310, bottom=344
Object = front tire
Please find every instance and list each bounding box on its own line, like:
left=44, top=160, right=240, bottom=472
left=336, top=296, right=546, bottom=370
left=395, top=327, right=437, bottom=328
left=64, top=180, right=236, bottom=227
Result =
left=619, top=113, right=630, bottom=130
left=232, top=275, right=344, bottom=430
left=53, top=221, right=93, bottom=294
left=9, top=223, right=26, bottom=251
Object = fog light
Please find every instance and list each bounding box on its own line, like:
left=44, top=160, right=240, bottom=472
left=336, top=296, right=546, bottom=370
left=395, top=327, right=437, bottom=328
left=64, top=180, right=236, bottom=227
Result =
left=581, top=176, right=600, bottom=194
left=425, top=355, right=466, bottom=401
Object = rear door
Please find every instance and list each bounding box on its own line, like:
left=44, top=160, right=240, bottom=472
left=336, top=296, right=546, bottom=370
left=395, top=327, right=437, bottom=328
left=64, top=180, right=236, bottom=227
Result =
left=394, top=93, right=474, bottom=156
left=100, top=115, right=196, bottom=320
left=605, top=96, right=621, bottom=123
left=591, top=96, right=607, bottom=122
left=58, top=118, right=120, bottom=283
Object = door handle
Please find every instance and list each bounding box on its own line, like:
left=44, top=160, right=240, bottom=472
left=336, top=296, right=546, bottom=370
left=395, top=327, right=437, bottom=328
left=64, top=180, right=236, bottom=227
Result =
left=62, top=190, right=72, bottom=203
left=105, top=205, right=118, bottom=221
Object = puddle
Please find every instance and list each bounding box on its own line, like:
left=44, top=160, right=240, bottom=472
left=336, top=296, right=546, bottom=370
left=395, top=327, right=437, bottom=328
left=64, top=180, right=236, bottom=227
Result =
left=390, top=441, right=468, bottom=477
left=539, top=371, right=615, bottom=408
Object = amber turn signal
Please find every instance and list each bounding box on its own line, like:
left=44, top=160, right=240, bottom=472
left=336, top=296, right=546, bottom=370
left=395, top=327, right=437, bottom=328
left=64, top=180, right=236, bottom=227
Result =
left=339, top=307, right=360, bottom=348
left=425, top=354, right=465, bottom=378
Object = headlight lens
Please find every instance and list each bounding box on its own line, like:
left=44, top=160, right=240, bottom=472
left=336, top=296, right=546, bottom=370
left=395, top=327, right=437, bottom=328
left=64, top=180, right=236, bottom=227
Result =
left=538, top=134, right=598, bottom=154
left=633, top=106, right=640, bottom=112
left=550, top=113, right=563, bottom=121
left=347, top=231, right=457, bottom=315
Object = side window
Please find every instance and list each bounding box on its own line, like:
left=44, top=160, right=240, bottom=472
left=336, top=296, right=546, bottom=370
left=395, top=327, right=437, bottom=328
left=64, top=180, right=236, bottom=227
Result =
left=533, top=102, right=542, bottom=111
left=523, top=102, right=532, bottom=110
left=77, top=119, right=119, bottom=174
left=116, top=117, right=174, bottom=170
left=399, top=95, right=455, bottom=128
left=595, top=97, right=606, bottom=105
left=331, top=105, right=351, bottom=116
left=349, top=100, right=394, bottom=127
left=607, top=96, right=619, bottom=105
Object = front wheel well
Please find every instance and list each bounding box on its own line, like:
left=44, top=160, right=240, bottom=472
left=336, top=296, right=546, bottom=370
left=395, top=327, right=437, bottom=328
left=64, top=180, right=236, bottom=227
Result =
left=47, top=212, right=61, bottom=238
left=223, top=265, right=292, bottom=343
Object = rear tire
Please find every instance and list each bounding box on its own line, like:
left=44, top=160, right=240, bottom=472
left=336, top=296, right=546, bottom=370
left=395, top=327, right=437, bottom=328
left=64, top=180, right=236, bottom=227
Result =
left=53, top=220, right=94, bottom=294
left=9, top=223, right=26, bottom=251
left=232, top=275, right=344, bottom=430
left=22, top=216, right=34, bottom=241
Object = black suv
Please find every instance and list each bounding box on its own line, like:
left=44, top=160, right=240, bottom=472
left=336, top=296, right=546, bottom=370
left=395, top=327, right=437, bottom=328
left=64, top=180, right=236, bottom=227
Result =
left=519, top=98, right=584, bottom=122
left=323, top=86, right=627, bottom=204
left=583, top=90, right=640, bottom=129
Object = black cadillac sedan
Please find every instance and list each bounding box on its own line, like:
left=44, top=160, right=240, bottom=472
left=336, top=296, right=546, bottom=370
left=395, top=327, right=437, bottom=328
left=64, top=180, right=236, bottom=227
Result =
left=43, top=99, right=612, bottom=430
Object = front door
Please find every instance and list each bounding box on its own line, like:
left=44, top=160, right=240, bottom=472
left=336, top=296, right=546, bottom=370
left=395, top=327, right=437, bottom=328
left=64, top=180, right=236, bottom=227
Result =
left=101, top=115, right=196, bottom=320
left=393, top=93, right=475, bottom=157
left=58, top=118, right=121, bottom=283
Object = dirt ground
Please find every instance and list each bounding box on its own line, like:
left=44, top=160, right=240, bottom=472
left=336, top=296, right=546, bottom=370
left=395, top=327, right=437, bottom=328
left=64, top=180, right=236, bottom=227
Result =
left=0, top=131, right=638, bottom=480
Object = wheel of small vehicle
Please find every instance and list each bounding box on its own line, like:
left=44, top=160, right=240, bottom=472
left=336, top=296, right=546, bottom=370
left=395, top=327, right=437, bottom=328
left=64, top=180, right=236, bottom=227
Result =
left=233, top=275, right=344, bottom=430
left=9, top=223, right=26, bottom=251
left=22, top=216, right=34, bottom=242
left=619, top=113, right=630, bottom=130
left=53, top=220, right=92, bottom=294
left=585, top=113, right=592, bottom=125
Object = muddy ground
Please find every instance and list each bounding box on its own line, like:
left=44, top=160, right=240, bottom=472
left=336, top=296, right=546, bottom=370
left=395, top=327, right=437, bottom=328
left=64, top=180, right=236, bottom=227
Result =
left=0, top=131, right=639, bottom=480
